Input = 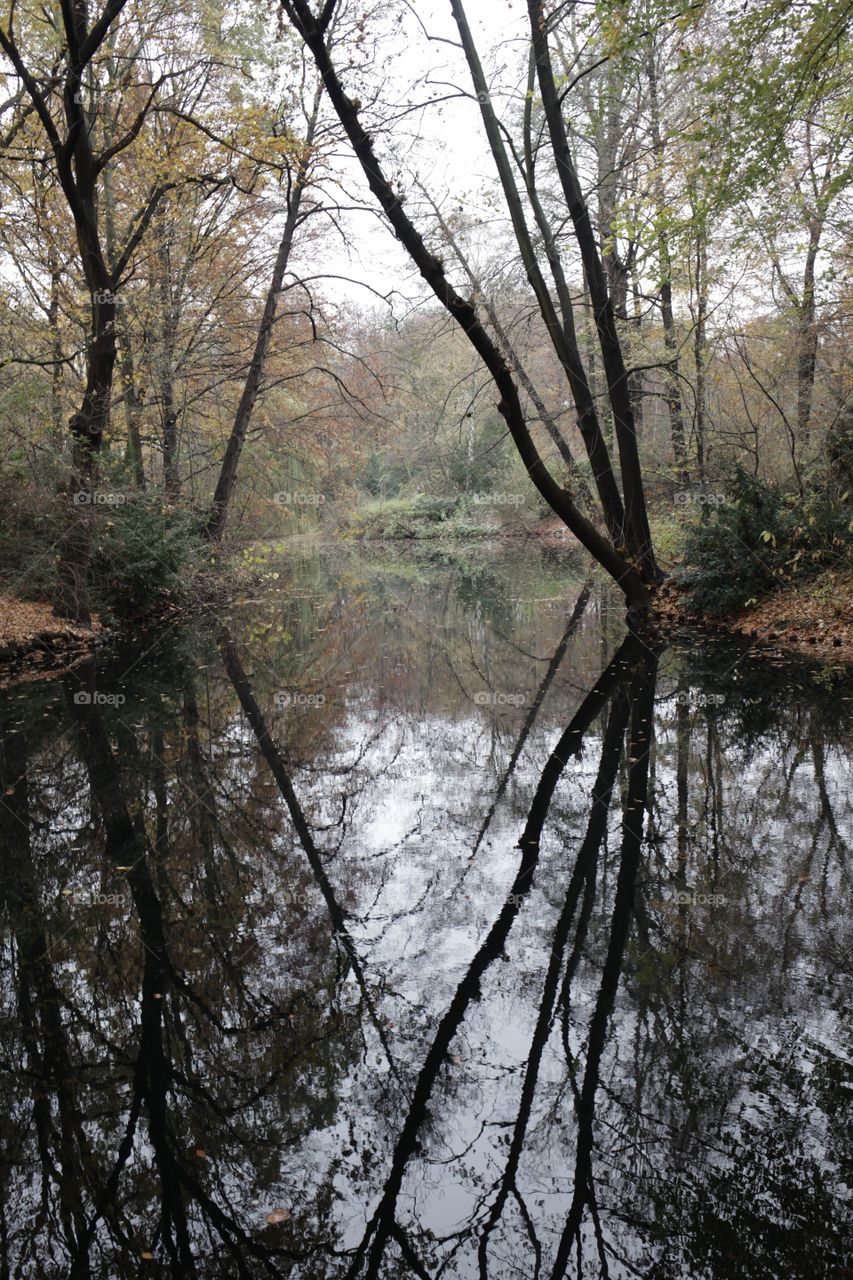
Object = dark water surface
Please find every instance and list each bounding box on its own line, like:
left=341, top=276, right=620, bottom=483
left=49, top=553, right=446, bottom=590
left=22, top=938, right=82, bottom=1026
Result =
left=0, top=543, right=850, bottom=1278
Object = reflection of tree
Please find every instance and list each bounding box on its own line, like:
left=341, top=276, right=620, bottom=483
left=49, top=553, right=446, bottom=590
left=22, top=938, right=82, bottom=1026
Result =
left=67, top=669, right=299, bottom=1276
left=333, top=635, right=658, bottom=1277
left=472, top=579, right=592, bottom=856
left=220, top=627, right=403, bottom=1078
left=0, top=556, right=850, bottom=1277
left=0, top=654, right=372, bottom=1275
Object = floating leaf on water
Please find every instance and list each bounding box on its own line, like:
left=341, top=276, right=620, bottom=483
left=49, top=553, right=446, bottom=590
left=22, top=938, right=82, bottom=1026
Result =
left=266, top=1207, right=291, bottom=1225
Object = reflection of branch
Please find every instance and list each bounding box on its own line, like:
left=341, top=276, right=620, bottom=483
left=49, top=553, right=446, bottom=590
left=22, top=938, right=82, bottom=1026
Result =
left=477, top=684, right=632, bottom=1272
left=219, top=628, right=402, bottom=1081
left=346, top=634, right=652, bottom=1278
left=471, top=580, right=593, bottom=857
left=551, top=649, right=657, bottom=1276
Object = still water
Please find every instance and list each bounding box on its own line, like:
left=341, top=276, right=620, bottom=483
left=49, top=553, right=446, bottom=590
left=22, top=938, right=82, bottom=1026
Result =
left=0, top=543, right=850, bottom=1278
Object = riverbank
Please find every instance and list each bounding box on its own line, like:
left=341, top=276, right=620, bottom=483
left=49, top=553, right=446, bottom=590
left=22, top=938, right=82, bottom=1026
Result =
left=3, top=537, right=852, bottom=687
left=0, top=594, right=105, bottom=686
left=651, top=568, right=853, bottom=663
left=710, top=569, right=853, bottom=662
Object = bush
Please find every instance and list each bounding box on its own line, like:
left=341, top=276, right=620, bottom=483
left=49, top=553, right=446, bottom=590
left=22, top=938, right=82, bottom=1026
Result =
left=679, top=466, right=853, bottom=614
left=446, top=421, right=508, bottom=494
left=89, top=495, right=200, bottom=622
left=0, top=473, right=64, bottom=601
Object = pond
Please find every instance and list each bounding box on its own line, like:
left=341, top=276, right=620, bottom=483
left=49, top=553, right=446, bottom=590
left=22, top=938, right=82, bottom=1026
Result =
left=0, top=543, right=850, bottom=1278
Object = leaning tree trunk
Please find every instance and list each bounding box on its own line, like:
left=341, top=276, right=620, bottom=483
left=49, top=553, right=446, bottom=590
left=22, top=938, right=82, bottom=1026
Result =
left=205, top=84, right=323, bottom=542
left=526, top=0, right=661, bottom=582
left=451, top=0, right=627, bottom=547
left=280, top=0, right=652, bottom=616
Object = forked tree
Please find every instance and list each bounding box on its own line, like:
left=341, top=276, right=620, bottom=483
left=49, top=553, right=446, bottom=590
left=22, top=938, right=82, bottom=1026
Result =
left=279, top=0, right=663, bottom=616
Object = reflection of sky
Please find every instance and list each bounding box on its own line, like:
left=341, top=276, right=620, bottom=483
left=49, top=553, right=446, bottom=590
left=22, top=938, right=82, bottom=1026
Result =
left=264, top=610, right=852, bottom=1271
left=2, top=552, right=850, bottom=1275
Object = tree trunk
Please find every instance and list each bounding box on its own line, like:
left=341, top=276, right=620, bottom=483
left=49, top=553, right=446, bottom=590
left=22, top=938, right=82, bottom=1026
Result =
left=526, top=0, right=660, bottom=582
left=694, top=227, right=707, bottom=483
left=155, top=209, right=181, bottom=499
left=117, top=336, right=146, bottom=488
left=281, top=0, right=652, bottom=615
left=205, top=85, right=323, bottom=541
left=647, top=47, right=690, bottom=489
left=102, top=86, right=145, bottom=489
left=796, top=224, right=820, bottom=450
left=48, top=263, right=64, bottom=435
left=54, top=292, right=117, bottom=622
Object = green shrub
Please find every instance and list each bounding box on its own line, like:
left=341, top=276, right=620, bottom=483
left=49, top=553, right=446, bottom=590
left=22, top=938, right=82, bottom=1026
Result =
left=0, top=474, right=63, bottom=600
left=89, top=495, right=200, bottom=622
left=679, top=466, right=853, bottom=614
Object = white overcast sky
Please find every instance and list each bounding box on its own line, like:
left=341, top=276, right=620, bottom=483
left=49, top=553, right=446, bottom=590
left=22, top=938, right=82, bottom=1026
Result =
left=300, top=0, right=530, bottom=309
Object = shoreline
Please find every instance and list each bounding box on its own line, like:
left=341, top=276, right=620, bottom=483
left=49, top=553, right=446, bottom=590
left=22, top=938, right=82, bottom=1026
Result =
left=3, top=548, right=852, bottom=686
left=0, top=594, right=107, bottom=688
left=652, top=570, right=853, bottom=664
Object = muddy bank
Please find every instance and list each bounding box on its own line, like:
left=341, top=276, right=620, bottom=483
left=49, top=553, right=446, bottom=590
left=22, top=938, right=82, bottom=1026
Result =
left=655, top=571, right=853, bottom=664
left=0, top=595, right=104, bottom=686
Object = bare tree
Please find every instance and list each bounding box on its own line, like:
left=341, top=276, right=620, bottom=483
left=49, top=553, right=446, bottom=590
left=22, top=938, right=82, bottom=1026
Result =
left=279, top=0, right=659, bottom=615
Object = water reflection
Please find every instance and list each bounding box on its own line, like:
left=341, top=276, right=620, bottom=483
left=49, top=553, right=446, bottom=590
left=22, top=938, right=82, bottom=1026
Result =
left=0, top=546, right=849, bottom=1277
